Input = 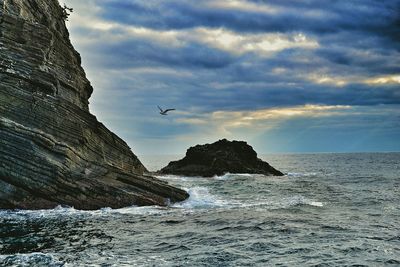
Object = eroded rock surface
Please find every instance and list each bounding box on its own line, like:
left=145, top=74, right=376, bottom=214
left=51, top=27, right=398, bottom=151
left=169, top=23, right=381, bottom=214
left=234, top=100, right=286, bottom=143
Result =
left=159, top=139, right=284, bottom=177
left=0, top=0, right=188, bottom=209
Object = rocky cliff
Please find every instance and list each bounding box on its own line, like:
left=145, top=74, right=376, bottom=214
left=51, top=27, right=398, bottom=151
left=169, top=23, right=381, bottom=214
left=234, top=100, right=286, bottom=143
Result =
left=159, top=139, right=284, bottom=177
left=0, top=0, right=188, bottom=209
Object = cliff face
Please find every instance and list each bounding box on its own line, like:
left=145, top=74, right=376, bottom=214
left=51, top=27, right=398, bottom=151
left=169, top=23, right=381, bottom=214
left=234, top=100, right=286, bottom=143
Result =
left=159, top=139, right=284, bottom=177
left=0, top=0, right=188, bottom=209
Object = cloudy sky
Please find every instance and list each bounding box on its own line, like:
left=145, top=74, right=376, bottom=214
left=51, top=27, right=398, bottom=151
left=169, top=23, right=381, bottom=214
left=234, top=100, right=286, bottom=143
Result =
left=63, top=0, right=400, bottom=155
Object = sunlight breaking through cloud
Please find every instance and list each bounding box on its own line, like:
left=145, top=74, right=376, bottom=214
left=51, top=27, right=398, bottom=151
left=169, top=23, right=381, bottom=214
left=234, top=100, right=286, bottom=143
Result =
left=176, top=105, right=353, bottom=135
left=69, top=12, right=319, bottom=57
left=192, top=29, right=319, bottom=55
left=365, top=75, right=400, bottom=85
left=205, top=0, right=280, bottom=14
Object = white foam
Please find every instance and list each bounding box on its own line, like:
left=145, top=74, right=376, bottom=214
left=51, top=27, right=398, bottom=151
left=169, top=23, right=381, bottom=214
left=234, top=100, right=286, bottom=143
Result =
left=173, top=187, right=231, bottom=209
left=233, top=196, right=324, bottom=209
left=286, top=172, right=318, bottom=177
left=110, top=206, right=170, bottom=216
left=0, top=252, right=63, bottom=266
left=309, top=201, right=324, bottom=207
left=154, top=174, right=206, bottom=182
left=213, top=173, right=253, bottom=180
left=0, top=205, right=172, bottom=219
left=281, top=196, right=324, bottom=208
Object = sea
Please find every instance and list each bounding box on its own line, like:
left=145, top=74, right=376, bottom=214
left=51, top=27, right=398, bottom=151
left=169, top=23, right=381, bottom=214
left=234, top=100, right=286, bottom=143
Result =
left=0, top=153, right=399, bottom=266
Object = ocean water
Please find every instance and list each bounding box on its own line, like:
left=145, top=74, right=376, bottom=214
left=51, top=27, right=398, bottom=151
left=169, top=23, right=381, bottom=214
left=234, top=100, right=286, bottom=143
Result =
left=1, top=153, right=399, bottom=266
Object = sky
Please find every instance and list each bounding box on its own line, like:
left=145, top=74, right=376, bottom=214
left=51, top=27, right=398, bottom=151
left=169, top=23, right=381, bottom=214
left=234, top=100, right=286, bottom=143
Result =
left=63, top=0, right=400, bottom=155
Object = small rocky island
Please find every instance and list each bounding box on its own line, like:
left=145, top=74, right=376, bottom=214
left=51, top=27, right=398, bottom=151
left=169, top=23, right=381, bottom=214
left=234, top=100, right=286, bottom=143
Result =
left=0, top=0, right=188, bottom=209
left=159, top=139, right=284, bottom=177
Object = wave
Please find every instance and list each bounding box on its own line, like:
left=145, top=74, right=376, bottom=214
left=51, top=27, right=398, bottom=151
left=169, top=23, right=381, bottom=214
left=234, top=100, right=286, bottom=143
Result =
left=230, top=195, right=324, bottom=209
left=158, top=172, right=321, bottom=181
left=281, top=195, right=324, bottom=207
left=102, top=206, right=171, bottom=216
left=0, top=205, right=123, bottom=218
left=286, top=172, right=318, bottom=177
left=0, top=177, right=324, bottom=219
left=173, top=188, right=324, bottom=210
left=213, top=173, right=253, bottom=180
left=0, top=205, right=172, bottom=219
left=172, top=187, right=232, bottom=209
left=0, top=253, right=63, bottom=267
left=157, top=173, right=255, bottom=181
left=0, top=194, right=324, bottom=222
left=154, top=174, right=202, bottom=181
left=0, top=193, right=323, bottom=220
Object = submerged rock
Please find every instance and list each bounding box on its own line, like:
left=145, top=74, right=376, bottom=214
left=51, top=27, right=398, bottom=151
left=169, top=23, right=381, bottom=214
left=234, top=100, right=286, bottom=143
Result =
left=0, top=0, right=188, bottom=210
left=159, top=139, right=284, bottom=177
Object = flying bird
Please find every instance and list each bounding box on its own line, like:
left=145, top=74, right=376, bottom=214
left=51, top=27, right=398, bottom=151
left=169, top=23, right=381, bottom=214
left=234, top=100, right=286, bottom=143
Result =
left=158, top=106, right=176, bottom=115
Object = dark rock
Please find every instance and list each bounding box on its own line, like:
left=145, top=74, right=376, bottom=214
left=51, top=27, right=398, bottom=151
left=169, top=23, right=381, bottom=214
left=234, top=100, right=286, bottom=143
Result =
left=0, top=0, right=188, bottom=210
left=159, top=139, right=284, bottom=177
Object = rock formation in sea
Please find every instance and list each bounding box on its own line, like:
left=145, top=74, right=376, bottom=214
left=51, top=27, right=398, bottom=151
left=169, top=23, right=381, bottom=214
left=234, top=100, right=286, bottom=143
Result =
left=0, top=0, right=188, bottom=210
left=159, top=139, right=284, bottom=177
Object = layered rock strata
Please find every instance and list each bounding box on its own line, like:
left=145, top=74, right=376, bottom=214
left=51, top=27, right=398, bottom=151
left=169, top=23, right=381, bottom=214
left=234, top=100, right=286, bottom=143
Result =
left=159, top=139, right=284, bottom=177
left=0, top=0, right=188, bottom=209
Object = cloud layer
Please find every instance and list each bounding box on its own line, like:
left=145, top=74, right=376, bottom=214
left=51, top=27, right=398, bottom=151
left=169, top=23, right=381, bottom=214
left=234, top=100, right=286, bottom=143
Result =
left=63, top=0, right=400, bottom=154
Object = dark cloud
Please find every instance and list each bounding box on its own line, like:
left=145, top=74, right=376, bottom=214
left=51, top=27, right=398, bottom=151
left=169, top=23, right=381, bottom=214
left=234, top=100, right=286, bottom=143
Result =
left=85, top=38, right=235, bottom=69
left=87, top=0, right=400, bottom=75
left=98, top=0, right=400, bottom=39
left=72, top=32, right=399, bottom=111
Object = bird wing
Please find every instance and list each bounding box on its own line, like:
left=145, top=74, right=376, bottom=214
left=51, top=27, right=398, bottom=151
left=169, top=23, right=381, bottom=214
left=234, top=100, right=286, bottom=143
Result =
left=164, top=109, right=176, bottom=113
left=157, top=105, right=163, bottom=112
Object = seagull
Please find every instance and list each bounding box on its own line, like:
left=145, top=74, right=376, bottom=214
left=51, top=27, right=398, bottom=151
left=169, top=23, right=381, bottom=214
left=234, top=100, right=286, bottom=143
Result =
left=158, top=105, right=176, bottom=115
